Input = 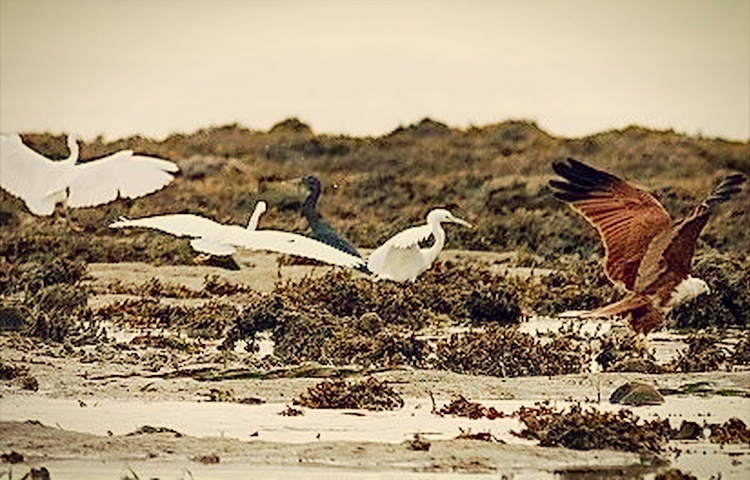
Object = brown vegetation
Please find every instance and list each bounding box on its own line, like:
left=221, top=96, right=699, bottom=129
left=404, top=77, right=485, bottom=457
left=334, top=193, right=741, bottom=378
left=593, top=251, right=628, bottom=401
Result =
left=1, top=120, right=749, bottom=369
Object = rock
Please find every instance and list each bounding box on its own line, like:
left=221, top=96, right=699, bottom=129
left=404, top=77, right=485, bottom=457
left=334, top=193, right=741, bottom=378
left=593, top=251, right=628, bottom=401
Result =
left=610, top=382, right=665, bottom=406
left=673, top=421, right=703, bottom=440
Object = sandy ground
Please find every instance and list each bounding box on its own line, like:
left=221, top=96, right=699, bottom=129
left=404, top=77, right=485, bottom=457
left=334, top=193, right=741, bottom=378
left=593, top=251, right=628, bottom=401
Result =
left=2, top=254, right=750, bottom=479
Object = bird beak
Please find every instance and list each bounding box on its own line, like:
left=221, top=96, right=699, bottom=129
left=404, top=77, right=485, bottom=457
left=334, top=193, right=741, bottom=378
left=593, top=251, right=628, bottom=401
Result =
left=450, top=216, right=473, bottom=228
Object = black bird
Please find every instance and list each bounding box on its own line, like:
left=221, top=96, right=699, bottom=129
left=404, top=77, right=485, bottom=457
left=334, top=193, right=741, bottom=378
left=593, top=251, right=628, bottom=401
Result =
left=301, top=174, right=363, bottom=259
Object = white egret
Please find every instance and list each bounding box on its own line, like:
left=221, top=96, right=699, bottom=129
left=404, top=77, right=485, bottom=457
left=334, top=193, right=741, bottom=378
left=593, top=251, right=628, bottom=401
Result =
left=0, top=133, right=179, bottom=216
left=110, top=201, right=366, bottom=269
left=367, top=208, right=472, bottom=282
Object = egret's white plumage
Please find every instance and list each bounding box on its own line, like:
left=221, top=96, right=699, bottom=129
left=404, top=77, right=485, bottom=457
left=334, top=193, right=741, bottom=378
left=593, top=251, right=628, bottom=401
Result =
left=367, top=208, right=471, bottom=282
left=0, top=133, right=179, bottom=216
left=110, top=201, right=366, bottom=269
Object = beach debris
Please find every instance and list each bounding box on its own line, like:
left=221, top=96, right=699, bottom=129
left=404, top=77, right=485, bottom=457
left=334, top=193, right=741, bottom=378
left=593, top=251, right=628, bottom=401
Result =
left=192, top=453, right=220, bottom=464
left=462, top=287, right=521, bottom=326
left=404, top=433, right=431, bottom=451
left=595, top=330, right=661, bottom=373
left=0, top=361, right=28, bottom=380
left=655, top=467, right=698, bottom=480
left=433, top=395, right=505, bottom=420
left=610, top=357, right=664, bottom=374
left=1, top=450, right=24, bottom=463
left=454, top=428, right=503, bottom=442
left=278, top=405, right=304, bottom=416
left=610, top=382, right=664, bottom=406
left=18, top=375, right=39, bottom=391
left=708, top=417, right=750, bottom=444
left=730, top=331, right=750, bottom=366
left=19, top=466, right=50, bottom=480
left=126, top=425, right=183, bottom=437
left=512, top=402, right=670, bottom=453
left=434, top=326, right=587, bottom=377
left=669, top=332, right=726, bottom=373
left=293, top=377, right=404, bottom=411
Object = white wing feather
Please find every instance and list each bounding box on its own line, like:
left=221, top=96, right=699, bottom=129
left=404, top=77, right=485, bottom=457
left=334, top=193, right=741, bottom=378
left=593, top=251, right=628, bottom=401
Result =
left=111, top=214, right=365, bottom=269
left=1, top=133, right=179, bottom=214
left=67, top=152, right=178, bottom=208
left=190, top=238, right=237, bottom=255
left=234, top=230, right=365, bottom=268
left=110, top=214, right=228, bottom=238
left=383, top=224, right=433, bottom=249
left=0, top=133, right=67, bottom=215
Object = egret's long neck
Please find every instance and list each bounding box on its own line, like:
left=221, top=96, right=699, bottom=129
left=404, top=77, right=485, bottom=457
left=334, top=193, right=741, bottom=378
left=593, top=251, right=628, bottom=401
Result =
left=65, top=135, right=79, bottom=164
left=422, top=221, right=446, bottom=265
left=247, top=206, right=264, bottom=230
left=303, top=187, right=321, bottom=223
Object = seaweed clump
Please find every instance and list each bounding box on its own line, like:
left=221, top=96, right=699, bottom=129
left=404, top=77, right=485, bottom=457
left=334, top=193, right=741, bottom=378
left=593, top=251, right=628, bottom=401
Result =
left=433, top=395, right=505, bottom=420
left=709, top=417, right=750, bottom=444
left=513, top=402, right=670, bottom=453
left=293, top=377, right=404, bottom=411
left=669, top=333, right=726, bottom=373
left=434, top=327, right=587, bottom=377
left=0, top=255, right=90, bottom=342
left=730, top=331, right=750, bottom=366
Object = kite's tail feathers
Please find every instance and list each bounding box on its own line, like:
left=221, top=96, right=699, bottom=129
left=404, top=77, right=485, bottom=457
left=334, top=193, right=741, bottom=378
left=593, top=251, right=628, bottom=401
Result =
left=581, top=294, right=665, bottom=334
left=580, top=295, right=649, bottom=318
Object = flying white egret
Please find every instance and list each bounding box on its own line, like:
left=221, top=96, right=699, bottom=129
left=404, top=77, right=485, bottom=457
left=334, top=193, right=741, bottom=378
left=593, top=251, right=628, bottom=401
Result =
left=110, top=201, right=366, bottom=269
left=0, top=133, right=179, bottom=216
left=367, top=208, right=472, bottom=282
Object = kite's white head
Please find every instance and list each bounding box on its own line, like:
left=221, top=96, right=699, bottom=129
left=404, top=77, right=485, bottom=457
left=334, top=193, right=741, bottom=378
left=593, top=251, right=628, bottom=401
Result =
left=668, top=276, right=710, bottom=308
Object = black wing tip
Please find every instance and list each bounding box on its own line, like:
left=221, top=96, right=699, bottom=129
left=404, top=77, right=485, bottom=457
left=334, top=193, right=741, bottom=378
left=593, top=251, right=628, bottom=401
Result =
left=705, top=173, right=748, bottom=205
left=549, top=157, right=620, bottom=198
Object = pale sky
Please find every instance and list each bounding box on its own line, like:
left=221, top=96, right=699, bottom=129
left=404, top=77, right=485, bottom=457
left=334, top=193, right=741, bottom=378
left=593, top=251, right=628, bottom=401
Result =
left=1, top=0, right=748, bottom=141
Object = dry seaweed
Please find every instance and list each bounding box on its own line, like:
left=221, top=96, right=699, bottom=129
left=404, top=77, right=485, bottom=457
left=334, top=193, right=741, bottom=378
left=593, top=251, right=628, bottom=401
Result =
left=454, top=429, right=502, bottom=442
left=512, top=402, right=670, bottom=453
left=0, top=362, right=29, bottom=380
left=654, top=469, right=698, bottom=480
left=293, top=377, right=404, bottom=411
left=434, top=326, right=587, bottom=377
left=433, top=395, right=505, bottom=420
left=708, top=417, right=750, bottom=444
left=669, top=332, right=727, bottom=373
left=278, top=405, right=304, bottom=416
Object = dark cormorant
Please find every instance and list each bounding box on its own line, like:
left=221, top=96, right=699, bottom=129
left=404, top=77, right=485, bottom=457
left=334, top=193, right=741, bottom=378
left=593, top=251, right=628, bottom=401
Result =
left=301, top=174, right=363, bottom=259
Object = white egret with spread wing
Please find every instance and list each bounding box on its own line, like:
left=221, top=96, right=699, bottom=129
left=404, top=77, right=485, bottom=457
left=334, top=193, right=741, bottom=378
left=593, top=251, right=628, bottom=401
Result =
left=367, top=208, right=472, bottom=282
left=110, top=201, right=366, bottom=269
left=0, top=133, right=179, bottom=216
